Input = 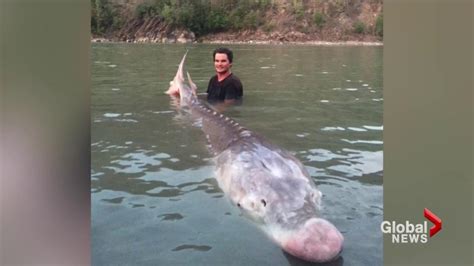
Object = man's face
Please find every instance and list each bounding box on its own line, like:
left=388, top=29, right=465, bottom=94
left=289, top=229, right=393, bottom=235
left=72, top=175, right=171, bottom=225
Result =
left=214, top=53, right=232, bottom=74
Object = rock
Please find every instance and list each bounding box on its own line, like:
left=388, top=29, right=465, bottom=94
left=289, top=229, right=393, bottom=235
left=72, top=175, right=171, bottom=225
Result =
left=177, top=33, right=189, bottom=43
left=161, top=37, right=176, bottom=44
left=136, top=37, right=149, bottom=43
left=91, top=38, right=108, bottom=43
left=175, top=30, right=196, bottom=43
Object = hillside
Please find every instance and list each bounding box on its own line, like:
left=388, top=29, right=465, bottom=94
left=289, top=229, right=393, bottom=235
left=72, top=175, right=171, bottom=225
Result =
left=91, top=0, right=383, bottom=43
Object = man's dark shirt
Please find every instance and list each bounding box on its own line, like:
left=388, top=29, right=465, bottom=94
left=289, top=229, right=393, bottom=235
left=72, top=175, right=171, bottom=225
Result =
left=207, top=73, right=243, bottom=102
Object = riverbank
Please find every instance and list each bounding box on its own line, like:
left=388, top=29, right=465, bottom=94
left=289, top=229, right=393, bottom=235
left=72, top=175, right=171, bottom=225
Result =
left=202, top=40, right=383, bottom=46
left=91, top=38, right=382, bottom=46
left=92, top=0, right=383, bottom=48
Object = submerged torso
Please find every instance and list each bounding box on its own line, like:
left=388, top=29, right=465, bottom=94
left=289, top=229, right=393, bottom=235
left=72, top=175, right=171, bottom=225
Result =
left=207, top=74, right=243, bottom=102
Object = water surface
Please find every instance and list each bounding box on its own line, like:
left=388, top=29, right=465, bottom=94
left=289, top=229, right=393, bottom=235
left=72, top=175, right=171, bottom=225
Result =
left=92, top=43, right=383, bottom=266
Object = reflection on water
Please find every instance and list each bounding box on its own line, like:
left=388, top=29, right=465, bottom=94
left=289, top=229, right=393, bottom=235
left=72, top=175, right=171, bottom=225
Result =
left=172, top=244, right=213, bottom=252
left=92, top=44, right=383, bottom=266
left=283, top=251, right=344, bottom=266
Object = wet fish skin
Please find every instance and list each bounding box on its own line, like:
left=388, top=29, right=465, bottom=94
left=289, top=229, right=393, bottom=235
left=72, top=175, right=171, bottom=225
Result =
left=169, top=53, right=344, bottom=263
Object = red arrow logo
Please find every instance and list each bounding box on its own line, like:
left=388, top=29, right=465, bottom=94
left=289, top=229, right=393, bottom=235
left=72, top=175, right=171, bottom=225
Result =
left=424, top=208, right=442, bottom=237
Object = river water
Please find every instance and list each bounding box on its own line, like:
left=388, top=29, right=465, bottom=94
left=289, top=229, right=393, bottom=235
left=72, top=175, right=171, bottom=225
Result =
left=92, top=43, right=383, bottom=266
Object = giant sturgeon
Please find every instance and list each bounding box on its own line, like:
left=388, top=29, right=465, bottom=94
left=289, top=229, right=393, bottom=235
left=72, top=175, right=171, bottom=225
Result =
left=168, top=53, right=343, bottom=262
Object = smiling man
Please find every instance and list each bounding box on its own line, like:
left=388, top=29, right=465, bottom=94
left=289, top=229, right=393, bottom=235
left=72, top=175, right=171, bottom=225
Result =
left=207, top=47, right=243, bottom=104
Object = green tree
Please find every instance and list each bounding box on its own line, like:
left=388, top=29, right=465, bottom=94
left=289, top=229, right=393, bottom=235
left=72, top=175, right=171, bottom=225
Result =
left=161, top=4, right=176, bottom=26
left=313, top=12, right=326, bottom=28
left=135, top=2, right=158, bottom=20
left=91, top=0, right=98, bottom=34
left=375, top=14, right=383, bottom=37
left=353, top=21, right=365, bottom=34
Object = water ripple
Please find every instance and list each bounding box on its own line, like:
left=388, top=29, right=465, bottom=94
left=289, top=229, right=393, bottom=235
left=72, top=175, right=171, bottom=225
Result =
left=306, top=148, right=345, bottom=162
left=363, top=125, right=383, bottom=130
left=172, top=245, right=212, bottom=252
left=321, top=126, right=345, bottom=131
left=101, top=197, right=125, bottom=204
left=347, top=127, right=367, bottom=132
left=103, top=151, right=170, bottom=174
left=328, top=149, right=383, bottom=178
left=158, top=213, right=184, bottom=221
left=305, top=148, right=383, bottom=178
left=104, top=113, right=121, bottom=118
left=341, top=139, right=383, bottom=145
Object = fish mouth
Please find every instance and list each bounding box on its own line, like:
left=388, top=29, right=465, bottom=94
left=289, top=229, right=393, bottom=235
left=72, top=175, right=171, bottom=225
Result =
left=277, top=218, right=344, bottom=263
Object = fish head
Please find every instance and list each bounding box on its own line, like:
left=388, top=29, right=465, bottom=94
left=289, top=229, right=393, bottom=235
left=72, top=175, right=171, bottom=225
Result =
left=260, top=181, right=342, bottom=262
left=252, top=157, right=342, bottom=262
left=218, top=143, right=343, bottom=262
left=236, top=192, right=268, bottom=223
left=272, top=217, right=343, bottom=262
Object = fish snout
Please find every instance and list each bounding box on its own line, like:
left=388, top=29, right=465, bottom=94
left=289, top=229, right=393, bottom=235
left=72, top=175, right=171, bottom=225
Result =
left=165, top=86, right=180, bottom=96
left=281, top=218, right=343, bottom=263
left=165, top=81, right=180, bottom=96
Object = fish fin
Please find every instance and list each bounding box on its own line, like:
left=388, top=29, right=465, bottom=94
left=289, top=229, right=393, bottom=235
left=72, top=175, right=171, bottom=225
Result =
left=176, top=50, right=187, bottom=83
left=171, top=51, right=197, bottom=105
left=187, top=71, right=198, bottom=96
left=166, top=51, right=188, bottom=96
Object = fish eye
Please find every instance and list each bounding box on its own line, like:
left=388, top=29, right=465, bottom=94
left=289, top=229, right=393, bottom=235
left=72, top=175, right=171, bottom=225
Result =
left=237, top=203, right=241, bottom=207
left=261, top=199, right=266, bottom=207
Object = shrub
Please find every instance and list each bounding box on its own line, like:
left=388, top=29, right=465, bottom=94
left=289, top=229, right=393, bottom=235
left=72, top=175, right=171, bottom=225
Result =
left=91, top=0, right=275, bottom=36
left=256, top=0, right=272, bottom=9
left=95, top=0, right=115, bottom=34
left=294, top=7, right=305, bottom=21
left=91, top=0, right=98, bottom=34
left=375, top=14, right=383, bottom=37
left=135, top=3, right=158, bottom=20
left=242, top=11, right=259, bottom=30
left=291, top=0, right=304, bottom=21
left=297, top=24, right=310, bottom=34
left=313, top=12, right=326, bottom=28
left=327, top=0, right=346, bottom=16
left=208, top=9, right=230, bottom=32
left=161, top=4, right=175, bottom=26
left=353, top=21, right=365, bottom=34
left=229, top=4, right=249, bottom=30
left=262, top=22, right=275, bottom=33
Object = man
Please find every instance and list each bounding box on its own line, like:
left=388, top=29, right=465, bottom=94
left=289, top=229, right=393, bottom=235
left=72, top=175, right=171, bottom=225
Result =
left=166, top=47, right=243, bottom=104
left=207, top=47, right=243, bottom=104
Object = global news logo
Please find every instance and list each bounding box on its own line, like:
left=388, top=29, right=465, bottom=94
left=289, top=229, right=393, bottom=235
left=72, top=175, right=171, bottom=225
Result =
left=381, top=208, right=442, bottom=244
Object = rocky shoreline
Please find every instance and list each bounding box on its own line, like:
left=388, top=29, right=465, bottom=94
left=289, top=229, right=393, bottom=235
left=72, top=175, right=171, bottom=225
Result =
left=92, top=27, right=382, bottom=46
left=201, top=40, right=383, bottom=46
left=91, top=37, right=383, bottom=46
